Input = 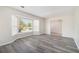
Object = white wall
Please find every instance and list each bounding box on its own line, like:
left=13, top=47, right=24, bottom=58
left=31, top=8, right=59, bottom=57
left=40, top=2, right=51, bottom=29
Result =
left=39, top=18, right=46, bottom=34
left=73, top=7, right=79, bottom=49
left=45, top=7, right=79, bottom=49
left=45, top=10, right=74, bottom=38
left=45, top=18, right=51, bottom=34
left=61, top=14, right=74, bottom=38
left=0, top=7, right=45, bottom=46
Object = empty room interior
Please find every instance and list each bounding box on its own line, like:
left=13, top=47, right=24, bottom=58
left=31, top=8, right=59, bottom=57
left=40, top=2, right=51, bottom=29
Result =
left=0, top=6, right=79, bottom=53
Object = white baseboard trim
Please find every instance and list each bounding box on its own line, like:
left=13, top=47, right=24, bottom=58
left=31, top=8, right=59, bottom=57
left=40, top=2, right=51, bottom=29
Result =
left=74, top=40, right=79, bottom=49
left=0, top=32, right=45, bottom=46
left=0, top=39, right=16, bottom=46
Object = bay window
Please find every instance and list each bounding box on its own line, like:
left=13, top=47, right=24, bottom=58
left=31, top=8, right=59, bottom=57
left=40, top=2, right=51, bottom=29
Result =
left=12, top=15, right=40, bottom=36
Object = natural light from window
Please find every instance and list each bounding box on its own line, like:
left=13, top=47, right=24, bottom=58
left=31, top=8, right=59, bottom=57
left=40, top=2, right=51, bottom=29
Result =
left=12, top=15, right=40, bottom=36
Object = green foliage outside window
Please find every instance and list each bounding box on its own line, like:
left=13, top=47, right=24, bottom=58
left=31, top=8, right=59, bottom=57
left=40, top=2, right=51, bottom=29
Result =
left=18, top=19, right=32, bottom=32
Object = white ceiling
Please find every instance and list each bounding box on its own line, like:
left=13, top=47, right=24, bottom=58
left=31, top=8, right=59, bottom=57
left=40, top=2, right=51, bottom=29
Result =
left=11, top=6, right=74, bottom=18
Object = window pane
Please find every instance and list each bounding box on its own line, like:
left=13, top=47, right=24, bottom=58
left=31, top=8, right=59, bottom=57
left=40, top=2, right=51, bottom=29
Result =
left=18, top=18, right=33, bottom=33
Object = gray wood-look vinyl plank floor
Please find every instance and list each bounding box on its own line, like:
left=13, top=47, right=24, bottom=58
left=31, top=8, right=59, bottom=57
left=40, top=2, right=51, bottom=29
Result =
left=0, top=34, right=79, bottom=53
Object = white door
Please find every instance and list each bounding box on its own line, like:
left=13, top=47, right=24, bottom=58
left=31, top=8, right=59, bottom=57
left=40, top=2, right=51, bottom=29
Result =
left=51, top=20, right=62, bottom=36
